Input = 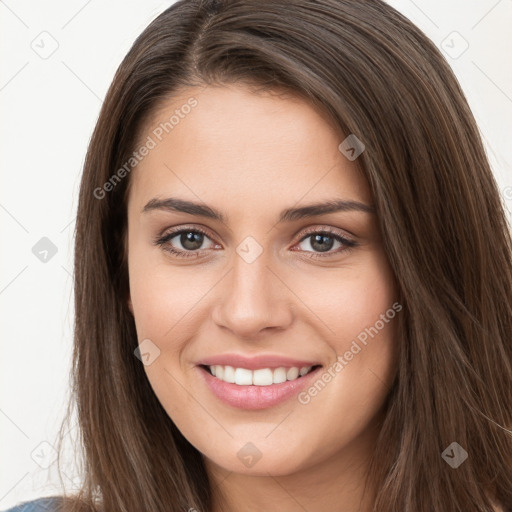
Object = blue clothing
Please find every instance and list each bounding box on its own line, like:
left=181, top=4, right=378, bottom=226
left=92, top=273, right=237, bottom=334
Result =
left=2, top=497, right=62, bottom=512
left=5, top=496, right=510, bottom=512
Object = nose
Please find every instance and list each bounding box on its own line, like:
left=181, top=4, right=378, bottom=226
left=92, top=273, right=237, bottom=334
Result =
left=211, top=247, right=294, bottom=339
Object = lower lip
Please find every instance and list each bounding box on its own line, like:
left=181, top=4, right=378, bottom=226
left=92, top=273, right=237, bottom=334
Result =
left=198, top=365, right=322, bottom=410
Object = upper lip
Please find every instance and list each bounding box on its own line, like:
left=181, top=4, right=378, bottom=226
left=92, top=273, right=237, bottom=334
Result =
left=196, top=354, right=322, bottom=370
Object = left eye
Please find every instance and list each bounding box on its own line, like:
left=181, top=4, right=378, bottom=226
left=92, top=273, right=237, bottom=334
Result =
left=295, top=231, right=356, bottom=255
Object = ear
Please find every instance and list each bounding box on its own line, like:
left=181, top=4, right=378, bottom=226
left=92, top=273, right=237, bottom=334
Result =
left=127, top=293, right=134, bottom=315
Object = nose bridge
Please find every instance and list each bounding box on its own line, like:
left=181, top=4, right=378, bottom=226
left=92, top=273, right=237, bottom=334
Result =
left=233, top=238, right=271, bottom=296
left=212, top=236, right=292, bottom=337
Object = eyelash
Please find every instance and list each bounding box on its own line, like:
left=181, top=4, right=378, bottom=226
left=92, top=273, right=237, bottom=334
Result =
left=153, top=225, right=358, bottom=260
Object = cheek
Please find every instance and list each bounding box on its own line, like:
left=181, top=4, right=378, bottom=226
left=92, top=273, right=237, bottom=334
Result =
left=286, top=250, right=399, bottom=411
left=289, top=251, right=398, bottom=352
left=127, top=243, right=212, bottom=342
left=128, top=256, right=205, bottom=414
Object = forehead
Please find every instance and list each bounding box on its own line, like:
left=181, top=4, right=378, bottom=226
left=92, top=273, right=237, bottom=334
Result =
left=127, top=84, right=372, bottom=216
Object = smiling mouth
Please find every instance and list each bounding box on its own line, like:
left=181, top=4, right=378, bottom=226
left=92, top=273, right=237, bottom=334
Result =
left=200, top=364, right=322, bottom=386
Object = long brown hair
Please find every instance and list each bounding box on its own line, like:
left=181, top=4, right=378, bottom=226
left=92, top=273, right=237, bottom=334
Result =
left=52, top=1, right=512, bottom=510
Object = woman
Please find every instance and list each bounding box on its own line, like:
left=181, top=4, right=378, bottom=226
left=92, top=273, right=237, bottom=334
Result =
left=5, top=0, right=512, bottom=511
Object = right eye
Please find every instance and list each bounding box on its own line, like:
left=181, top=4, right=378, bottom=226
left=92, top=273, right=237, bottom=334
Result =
left=153, top=226, right=220, bottom=258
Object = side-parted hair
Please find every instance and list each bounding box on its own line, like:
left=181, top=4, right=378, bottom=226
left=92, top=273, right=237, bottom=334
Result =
left=54, top=1, right=512, bottom=511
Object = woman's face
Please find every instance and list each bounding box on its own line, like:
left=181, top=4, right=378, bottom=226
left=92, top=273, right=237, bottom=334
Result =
left=126, top=83, right=399, bottom=477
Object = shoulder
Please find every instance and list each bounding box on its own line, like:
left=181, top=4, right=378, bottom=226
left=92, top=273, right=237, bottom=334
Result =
left=2, top=497, right=63, bottom=512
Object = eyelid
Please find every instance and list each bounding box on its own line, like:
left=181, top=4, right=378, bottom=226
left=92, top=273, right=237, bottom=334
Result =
left=155, top=223, right=354, bottom=243
left=297, top=225, right=355, bottom=242
left=156, top=223, right=214, bottom=241
left=153, top=223, right=358, bottom=259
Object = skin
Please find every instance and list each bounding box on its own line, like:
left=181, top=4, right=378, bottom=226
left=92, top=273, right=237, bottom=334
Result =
left=125, top=83, right=400, bottom=512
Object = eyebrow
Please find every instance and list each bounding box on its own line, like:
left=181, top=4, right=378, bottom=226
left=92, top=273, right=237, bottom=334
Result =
left=142, top=197, right=375, bottom=223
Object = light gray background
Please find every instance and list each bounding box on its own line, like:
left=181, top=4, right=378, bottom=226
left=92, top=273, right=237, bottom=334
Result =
left=1, top=0, right=511, bottom=509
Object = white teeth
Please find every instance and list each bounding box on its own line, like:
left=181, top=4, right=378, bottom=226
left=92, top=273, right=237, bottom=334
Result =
left=223, top=365, right=236, bottom=383
left=253, top=368, right=273, bottom=386
left=299, top=366, right=311, bottom=376
left=207, top=364, right=315, bottom=386
left=286, top=367, right=299, bottom=380
left=235, top=368, right=253, bottom=385
left=273, top=367, right=287, bottom=384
